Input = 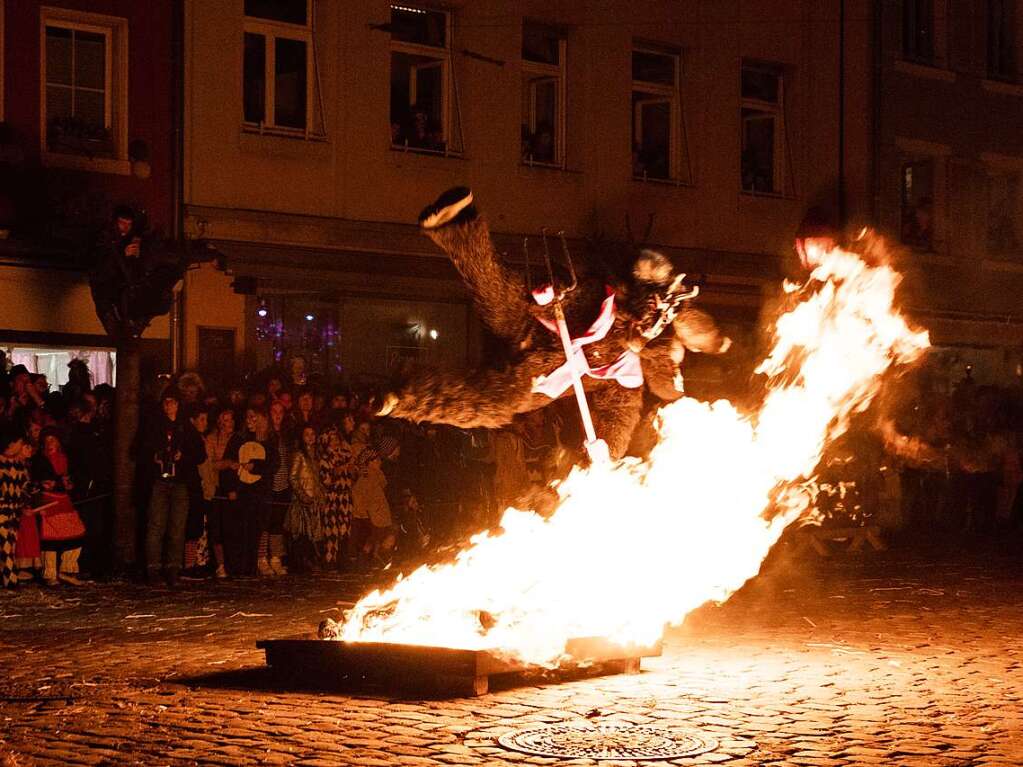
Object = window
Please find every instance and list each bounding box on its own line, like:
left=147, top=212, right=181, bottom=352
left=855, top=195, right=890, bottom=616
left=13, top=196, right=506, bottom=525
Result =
left=390, top=5, right=458, bottom=154
left=631, top=47, right=690, bottom=183
left=988, top=0, right=1017, bottom=82
left=900, top=160, right=935, bottom=250
left=740, top=62, right=787, bottom=195
left=40, top=7, right=128, bottom=172
left=987, top=171, right=1020, bottom=254
left=243, top=0, right=320, bottom=134
left=903, top=0, right=934, bottom=63
left=521, top=22, right=565, bottom=167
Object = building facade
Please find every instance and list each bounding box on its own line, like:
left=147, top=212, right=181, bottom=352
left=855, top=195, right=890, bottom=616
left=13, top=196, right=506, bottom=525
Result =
left=181, top=0, right=873, bottom=394
left=877, top=0, right=1023, bottom=386
left=0, top=0, right=178, bottom=383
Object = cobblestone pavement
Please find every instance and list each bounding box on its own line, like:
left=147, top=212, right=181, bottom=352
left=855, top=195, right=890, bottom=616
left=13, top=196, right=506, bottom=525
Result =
left=1, top=548, right=1022, bottom=766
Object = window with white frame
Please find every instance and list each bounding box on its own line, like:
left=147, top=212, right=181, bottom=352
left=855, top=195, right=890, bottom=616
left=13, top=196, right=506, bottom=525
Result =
left=632, top=47, right=689, bottom=183
left=521, top=22, right=565, bottom=167
left=42, top=9, right=128, bottom=162
left=900, top=159, right=935, bottom=250
left=986, top=170, right=1021, bottom=254
left=389, top=5, right=454, bottom=153
left=243, top=0, right=319, bottom=134
left=740, top=61, right=787, bottom=195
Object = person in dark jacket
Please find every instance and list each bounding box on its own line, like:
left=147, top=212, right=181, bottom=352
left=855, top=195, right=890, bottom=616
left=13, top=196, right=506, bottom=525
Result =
left=142, top=387, right=204, bottom=586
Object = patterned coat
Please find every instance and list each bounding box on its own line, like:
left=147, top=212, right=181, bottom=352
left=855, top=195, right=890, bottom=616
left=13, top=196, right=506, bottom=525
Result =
left=0, top=457, right=32, bottom=588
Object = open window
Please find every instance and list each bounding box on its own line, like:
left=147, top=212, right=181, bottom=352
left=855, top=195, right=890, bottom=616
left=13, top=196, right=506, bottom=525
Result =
left=243, top=0, right=323, bottom=137
left=389, top=5, right=461, bottom=155
left=740, top=61, right=788, bottom=196
left=521, top=22, right=566, bottom=168
left=632, top=46, right=690, bottom=183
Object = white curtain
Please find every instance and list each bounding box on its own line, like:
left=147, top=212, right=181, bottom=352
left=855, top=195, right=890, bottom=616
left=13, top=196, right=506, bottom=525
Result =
left=7, top=348, right=116, bottom=387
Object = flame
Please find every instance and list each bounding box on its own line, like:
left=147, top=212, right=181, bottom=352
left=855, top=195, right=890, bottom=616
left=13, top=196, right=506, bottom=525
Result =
left=338, top=241, right=929, bottom=666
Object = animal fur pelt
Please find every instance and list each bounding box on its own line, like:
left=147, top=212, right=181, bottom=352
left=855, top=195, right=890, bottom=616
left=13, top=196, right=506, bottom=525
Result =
left=381, top=187, right=730, bottom=459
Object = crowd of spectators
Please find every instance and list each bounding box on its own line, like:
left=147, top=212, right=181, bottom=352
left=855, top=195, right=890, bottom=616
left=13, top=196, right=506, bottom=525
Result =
left=0, top=352, right=565, bottom=591
left=2, top=346, right=1022, bottom=593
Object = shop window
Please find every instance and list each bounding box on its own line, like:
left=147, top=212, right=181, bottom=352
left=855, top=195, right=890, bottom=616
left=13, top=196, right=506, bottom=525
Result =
left=741, top=61, right=787, bottom=195
left=632, top=47, right=690, bottom=183
left=903, top=0, right=935, bottom=63
left=900, top=160, right=935, bottom=250
left=243, top=0, right=321, bottom=135
left=390, top=5, right=459, bottom=154
left=521, top=22, right=565, bottom=167
left=41, top=8, right=128, bottom=171
left=988, top=0, right=1017, bottom=81
left=987, top=171, right=1021, bottom=255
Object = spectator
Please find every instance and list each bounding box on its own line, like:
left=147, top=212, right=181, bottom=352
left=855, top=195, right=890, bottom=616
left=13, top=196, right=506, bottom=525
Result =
left=266, top=400, right=293, bottom=575
left=207, top=408, right=243, bottom=578
left=142, top=386, right=204, bottom=586
left=318, top=418, right=353, bottom=570
left=182, top=404, right=211, bottom=577
left=351, top=444, right=397, bottom=569
left=33, top=428, right=86, bottom=586
left=0, top=425, right=32, bottom=590
left=62, top=359, right=92, bottom=403
left=285, top=425, right=325, bottom=573
left=235, top=407, right=278, bottom=577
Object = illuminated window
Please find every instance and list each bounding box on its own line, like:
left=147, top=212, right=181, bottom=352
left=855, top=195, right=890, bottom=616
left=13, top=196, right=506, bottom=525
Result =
left=741, top=61, right=787, bottom=195
left=243, top=0, right=321, bottom=134
left=521, top=22, right=565, bottom=168
left=900, top=160, right=935, bottom=250
left=390, top=5, right=459, bottom=154
left=632, top=47, right=690, bottom=183
left=988, top=0, right=1017, bottom=82
left=40, top=7, right=128, bottom=172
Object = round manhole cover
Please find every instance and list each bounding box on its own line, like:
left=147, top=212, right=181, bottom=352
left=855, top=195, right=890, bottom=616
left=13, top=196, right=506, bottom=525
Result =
left=497, top=723, right=718, bottom=761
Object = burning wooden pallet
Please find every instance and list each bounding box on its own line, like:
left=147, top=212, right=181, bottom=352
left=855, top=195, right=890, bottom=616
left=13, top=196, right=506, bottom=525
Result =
left=257, top=636, right=661, bottom=696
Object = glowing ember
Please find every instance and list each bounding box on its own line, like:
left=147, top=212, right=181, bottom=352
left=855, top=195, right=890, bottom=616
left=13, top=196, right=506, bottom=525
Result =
left=338, top=240, right=929, bottom=666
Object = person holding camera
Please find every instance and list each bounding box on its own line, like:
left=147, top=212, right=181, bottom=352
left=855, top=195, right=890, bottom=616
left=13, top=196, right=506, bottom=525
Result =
left=142, top=386, right=204, bottom=586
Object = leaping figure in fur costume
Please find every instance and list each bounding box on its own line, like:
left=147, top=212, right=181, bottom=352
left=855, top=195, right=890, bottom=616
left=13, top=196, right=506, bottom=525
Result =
left=378, top=187, right=731, bottom=459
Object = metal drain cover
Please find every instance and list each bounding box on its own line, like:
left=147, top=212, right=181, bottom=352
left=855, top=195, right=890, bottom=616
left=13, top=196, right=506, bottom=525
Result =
left=497, top=723, right=718, bottom=761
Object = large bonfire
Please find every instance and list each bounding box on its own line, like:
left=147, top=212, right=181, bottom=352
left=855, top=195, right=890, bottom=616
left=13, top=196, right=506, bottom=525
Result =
left=337, top=238, right=929, bottom=667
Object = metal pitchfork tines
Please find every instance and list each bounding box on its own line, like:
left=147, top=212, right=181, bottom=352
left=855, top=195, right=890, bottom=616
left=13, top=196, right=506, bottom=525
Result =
left=530, top=228, right=607, bottom=463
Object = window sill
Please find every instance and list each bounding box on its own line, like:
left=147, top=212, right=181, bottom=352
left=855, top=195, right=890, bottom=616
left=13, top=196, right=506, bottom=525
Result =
left=41, top=151, right=131, bottom=176
left=390, top=144, right=465, bottom=159
left=983, top=255, right=1023, bottom=272
left=242, top=123, right=327, bottom=142
left=633, top=175, right=694, bottom=188
left=982, top=78, right=1023, bottom=97
left=740, top=189, right=792, bottom=200
left=894, top=59, right=956, bottom=83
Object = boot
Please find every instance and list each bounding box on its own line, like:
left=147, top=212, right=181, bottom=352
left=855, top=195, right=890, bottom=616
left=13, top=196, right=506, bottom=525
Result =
left=269, top=556, right=288, bottom=575
left=42, top=551, right=58, bottom=586
left=59, top=548, right=83, bottom=585
left=257, top=558, right=273, bottom=577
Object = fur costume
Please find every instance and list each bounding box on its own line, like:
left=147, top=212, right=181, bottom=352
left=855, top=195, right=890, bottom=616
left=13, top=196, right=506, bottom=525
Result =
left=382, top=188, right=730, bottom=459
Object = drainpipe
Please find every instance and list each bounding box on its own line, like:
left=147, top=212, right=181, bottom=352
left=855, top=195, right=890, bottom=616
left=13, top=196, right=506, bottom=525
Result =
left=838, top=0, right=847, bottom=229
left=170, top=0, right=186, bottom=372
left=871, top=0, right=883, bottom=225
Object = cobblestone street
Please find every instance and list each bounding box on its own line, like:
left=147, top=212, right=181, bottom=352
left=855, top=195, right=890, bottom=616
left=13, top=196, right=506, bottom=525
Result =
left=1, top=548, right=1022, bottom=766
